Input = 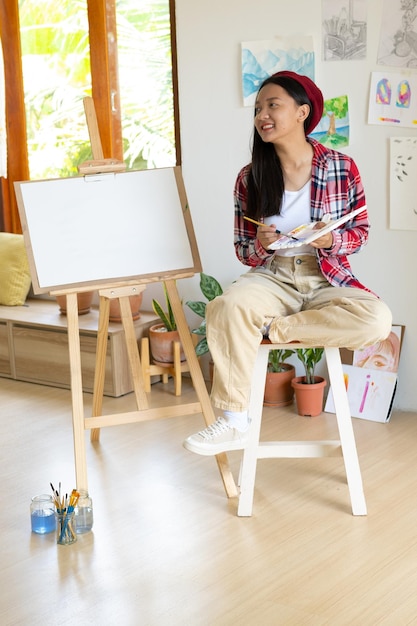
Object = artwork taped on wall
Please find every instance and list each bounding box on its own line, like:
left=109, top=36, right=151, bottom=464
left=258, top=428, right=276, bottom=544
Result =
left=241, top=36, right=315, bottom=107
left=368, top=71, right=417, bottom=128
left=377, top=0, right=417, bottom=68
left=313, top=94, right=350, bottom=148
left=325, top=325, right=405, bottom=423
left=389, top=136, right=417, bottom=230
left=322, top=0, right=367, bottom=62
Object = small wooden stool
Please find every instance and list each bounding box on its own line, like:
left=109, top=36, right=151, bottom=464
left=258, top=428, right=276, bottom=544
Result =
left=140, top=336, right=190, bottom=396
left=238, top=342, right=367, bottom=517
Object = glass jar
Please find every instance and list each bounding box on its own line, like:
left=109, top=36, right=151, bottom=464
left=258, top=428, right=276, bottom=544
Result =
left=56, top=510, right=77, bottom=545
left=30, top=494, right=56, bottom=534
left=74, top=489, right=94, bottom=534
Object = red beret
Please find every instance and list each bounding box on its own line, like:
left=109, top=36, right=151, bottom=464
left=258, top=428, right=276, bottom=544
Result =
left=271, top=71, right=324, bottom=135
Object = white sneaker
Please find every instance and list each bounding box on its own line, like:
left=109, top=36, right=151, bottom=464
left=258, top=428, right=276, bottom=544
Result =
left=183, top=417, right=249, bottom=456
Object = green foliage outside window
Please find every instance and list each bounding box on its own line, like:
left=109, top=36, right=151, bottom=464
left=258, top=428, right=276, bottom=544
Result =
left=18, top=0, right=175, bottom=179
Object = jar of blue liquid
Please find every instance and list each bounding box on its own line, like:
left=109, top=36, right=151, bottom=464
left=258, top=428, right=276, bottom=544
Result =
left=74, top=490, right=93, bottom=533
left=30, top=494, right=56, bottom=534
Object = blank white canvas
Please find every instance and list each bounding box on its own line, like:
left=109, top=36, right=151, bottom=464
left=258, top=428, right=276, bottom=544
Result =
left=17, top=168, right=195, bottom=292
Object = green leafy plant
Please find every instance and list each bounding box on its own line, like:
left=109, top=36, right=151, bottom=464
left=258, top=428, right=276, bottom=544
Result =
left=185, top=273, right=223, bottom=357
left=267, top=349, right=295, bottom=373
left=295, top=348, right=324, bottom=384
left=152, top=282, right=177, bottom=331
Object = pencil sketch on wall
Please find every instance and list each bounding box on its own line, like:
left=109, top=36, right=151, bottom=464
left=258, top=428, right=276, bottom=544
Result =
left=378, top=0, right=417, bottom=68
left=322, top=0, right=367, bottom=61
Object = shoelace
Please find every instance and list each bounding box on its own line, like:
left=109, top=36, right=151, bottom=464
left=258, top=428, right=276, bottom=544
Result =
left=199, top=417, right=231, bottom=441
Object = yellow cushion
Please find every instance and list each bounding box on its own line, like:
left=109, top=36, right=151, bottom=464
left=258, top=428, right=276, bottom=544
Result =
left=0, top=233, right=32, bottom=305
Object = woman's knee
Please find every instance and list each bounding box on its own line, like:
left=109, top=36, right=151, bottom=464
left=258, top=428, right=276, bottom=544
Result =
left=375, top=300, right=393, bottom=339
left=362, top=299, right=393, bottom=343
left=206, top=282, right=265, bottom=328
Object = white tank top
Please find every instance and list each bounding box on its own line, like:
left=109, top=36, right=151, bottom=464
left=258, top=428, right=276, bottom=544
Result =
left=264, top=180, right=315, bottom=257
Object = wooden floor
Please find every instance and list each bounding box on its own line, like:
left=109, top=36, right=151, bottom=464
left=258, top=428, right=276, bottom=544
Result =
left=1, top=375, right=417, bottom=625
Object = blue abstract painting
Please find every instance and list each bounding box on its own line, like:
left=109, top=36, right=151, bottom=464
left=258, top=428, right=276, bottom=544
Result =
left=241, top=36, right=315, bottom=107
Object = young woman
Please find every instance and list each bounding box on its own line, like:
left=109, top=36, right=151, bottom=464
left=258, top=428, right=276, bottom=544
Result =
left=183, top=71, right=392, bottom=455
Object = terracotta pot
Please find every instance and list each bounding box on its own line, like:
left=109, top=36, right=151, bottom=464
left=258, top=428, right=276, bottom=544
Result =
left=264, top=364, right=295, bottom=407
left=56, top=291, right=94, bottom=316
left=109, top=293, right=143, bottom=323
left=291, top=376, right=327, bottom=417
left=149, top=323, right=186, bottom=363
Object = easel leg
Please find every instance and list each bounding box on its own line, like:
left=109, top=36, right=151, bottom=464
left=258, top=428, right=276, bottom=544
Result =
left=164, top=280, right=238, bottom=498
left=91, top=291, right=149, bottom=443
left=173, top=340, right=182, bottom=396
left=141, top=337, right=152, bottom=392
left=66, top=293, right=88, bottom=492
left=119, top=295, right=148, bottom=410
left=91, top=296, right=111, bottom=442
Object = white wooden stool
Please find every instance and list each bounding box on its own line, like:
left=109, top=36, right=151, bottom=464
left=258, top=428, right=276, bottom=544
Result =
left=238, top=342, right=367, bottom=517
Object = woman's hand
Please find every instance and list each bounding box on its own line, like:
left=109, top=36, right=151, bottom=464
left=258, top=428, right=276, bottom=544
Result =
left=309, top=222, right=333, bottom=249
left=256, top=223, right=281, bottom=250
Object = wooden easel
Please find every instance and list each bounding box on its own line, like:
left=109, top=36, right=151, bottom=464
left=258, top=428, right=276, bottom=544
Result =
left=50, top=98, right=238, bottom=498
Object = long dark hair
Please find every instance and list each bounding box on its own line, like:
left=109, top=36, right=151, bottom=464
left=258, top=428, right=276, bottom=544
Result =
left=246, top=75, right=313, bottom=219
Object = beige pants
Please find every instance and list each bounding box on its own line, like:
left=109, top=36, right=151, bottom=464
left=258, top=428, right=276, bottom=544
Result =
left=206, top=255, right=392, bottom=411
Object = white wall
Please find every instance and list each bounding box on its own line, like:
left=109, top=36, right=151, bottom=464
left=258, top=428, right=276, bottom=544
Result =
left=166, top=0, right=416, bottom=411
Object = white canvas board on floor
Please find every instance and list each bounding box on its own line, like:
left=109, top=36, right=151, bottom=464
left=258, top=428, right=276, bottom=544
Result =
left=325, top=364, right=397, bottom=423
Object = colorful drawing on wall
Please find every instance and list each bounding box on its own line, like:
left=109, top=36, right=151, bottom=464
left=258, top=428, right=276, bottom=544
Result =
left=397, top=79, right=411, bottom=106
left=368, top=71, right=417, bottom=128
left=377, top=0, right=417, bottom=68
left=376, top=77, right=392, bottom=104
left=322, top=0, right=367, bottom=61
left=389, top=136, right=417, bottom=230
left=312, top=94, right=349, bottom=148
left=241, top=36, right=315, bottom=107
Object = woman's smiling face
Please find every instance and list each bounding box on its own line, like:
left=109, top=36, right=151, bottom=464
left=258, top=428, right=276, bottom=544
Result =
left=254, top=83, right=308, bottom=143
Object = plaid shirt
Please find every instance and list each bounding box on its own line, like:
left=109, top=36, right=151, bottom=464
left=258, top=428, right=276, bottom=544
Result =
left=234, top=138, right=374, bottom=293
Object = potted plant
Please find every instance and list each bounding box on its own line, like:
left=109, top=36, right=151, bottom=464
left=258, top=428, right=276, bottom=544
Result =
left=185, top=273, right=223, bottom=384
left=108, top=292, right=144, bottom=323
left=185, top=272, right=223, bottom=357
left=56, top=290, right=95, bottom=315
left=291, top=348, right=326, bottom=416
left=149, top=282, right=185, bottom=363
left=264, top=348, right=296, bottom=407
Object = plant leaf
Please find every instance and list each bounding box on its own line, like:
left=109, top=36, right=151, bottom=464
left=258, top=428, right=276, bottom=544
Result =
left=185, top=300, right=206, bottom=318
left=195, top=337, right=209, bottom=356
left=191, top=319, right=207, bottom=336
left=200, top=273, right=223, bottom=301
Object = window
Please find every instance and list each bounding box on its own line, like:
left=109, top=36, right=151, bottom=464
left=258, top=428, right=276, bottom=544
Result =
left=0, top=0, right=179, bottom=230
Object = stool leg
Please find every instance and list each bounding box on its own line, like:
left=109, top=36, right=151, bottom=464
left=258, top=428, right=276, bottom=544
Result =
left=238, top=344, right=269, bottom=516
left=325, top=347, right=367, bottom=515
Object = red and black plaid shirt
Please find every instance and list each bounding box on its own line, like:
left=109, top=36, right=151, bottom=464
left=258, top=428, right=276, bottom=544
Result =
left=234, top=138, right=374, bottom=294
